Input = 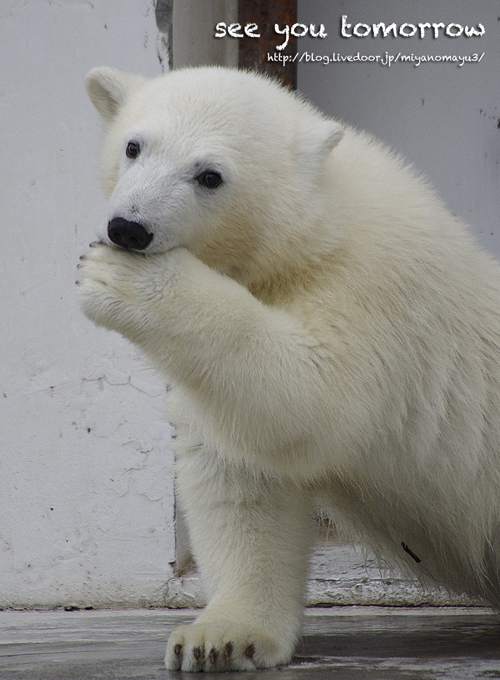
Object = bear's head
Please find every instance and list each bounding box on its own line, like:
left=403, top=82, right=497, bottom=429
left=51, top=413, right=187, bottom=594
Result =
left=86, top=66, right=343, bottom=286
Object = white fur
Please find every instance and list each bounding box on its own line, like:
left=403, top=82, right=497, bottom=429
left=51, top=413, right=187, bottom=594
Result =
left=79, top=66, right=500, bottom=671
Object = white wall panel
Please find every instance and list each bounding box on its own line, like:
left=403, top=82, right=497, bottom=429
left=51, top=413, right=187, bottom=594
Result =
left=0, top=0, right=175, bottom=608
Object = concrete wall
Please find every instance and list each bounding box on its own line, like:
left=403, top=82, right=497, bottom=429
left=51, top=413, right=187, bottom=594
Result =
left=2, top=0, right=498, bottom=610
left=0, top=0, right=175, bottom=609
left=297, top=0, right=500, bottom=255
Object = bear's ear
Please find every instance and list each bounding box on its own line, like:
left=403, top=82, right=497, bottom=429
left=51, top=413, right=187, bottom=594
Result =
left=309, top=118, right=344, bottom=161
left=85, top=67, right=144, bottom=121
left=295, top=118, right=344, bottom=177
left=322, top=120, right=344, bottom=156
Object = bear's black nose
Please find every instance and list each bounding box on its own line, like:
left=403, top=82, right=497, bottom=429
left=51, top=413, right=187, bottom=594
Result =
left=107, top=217, right=154, bottom=250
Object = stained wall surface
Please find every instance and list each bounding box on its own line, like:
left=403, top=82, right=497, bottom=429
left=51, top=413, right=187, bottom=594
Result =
left=0, top=0, right=175, bottom=608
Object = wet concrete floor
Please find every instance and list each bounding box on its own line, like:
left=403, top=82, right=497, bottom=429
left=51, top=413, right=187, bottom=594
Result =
left=1, top=606, right=500, bottom=679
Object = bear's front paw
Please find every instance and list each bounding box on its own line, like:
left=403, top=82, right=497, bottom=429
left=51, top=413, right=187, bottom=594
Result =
left=76, top=241, right=148, bottom=336
left=77, top=241, right=183, bottom=339
left=165, top=621, right=289, bottom=672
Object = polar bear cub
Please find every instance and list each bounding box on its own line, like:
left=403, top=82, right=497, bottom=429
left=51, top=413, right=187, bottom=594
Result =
left=79, top=65, right=500, bottom=672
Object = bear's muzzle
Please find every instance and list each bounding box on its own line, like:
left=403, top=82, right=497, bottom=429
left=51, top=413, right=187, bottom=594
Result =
left=108, top=217, right=153, bottom=251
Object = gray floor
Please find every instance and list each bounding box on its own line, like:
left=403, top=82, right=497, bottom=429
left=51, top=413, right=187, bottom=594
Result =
left=1, top=607, right=500, bottom=679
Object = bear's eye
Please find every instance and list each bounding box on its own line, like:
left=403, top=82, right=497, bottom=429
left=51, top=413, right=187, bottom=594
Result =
left=126, top=141, right=141, bottom=159
left=196, top=170, right=223, bottom=189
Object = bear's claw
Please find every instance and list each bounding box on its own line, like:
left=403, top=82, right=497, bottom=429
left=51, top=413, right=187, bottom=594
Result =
left=165, top=620, right=286, bottom=672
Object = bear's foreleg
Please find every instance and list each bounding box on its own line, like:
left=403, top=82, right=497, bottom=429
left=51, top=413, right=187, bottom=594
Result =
left=166, top=449, right=314, bottom=671
left=77, top=243, right=340, bottom=474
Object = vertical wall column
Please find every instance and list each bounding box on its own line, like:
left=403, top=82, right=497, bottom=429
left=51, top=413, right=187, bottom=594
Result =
left=238, top=0, right=297, bottom=88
